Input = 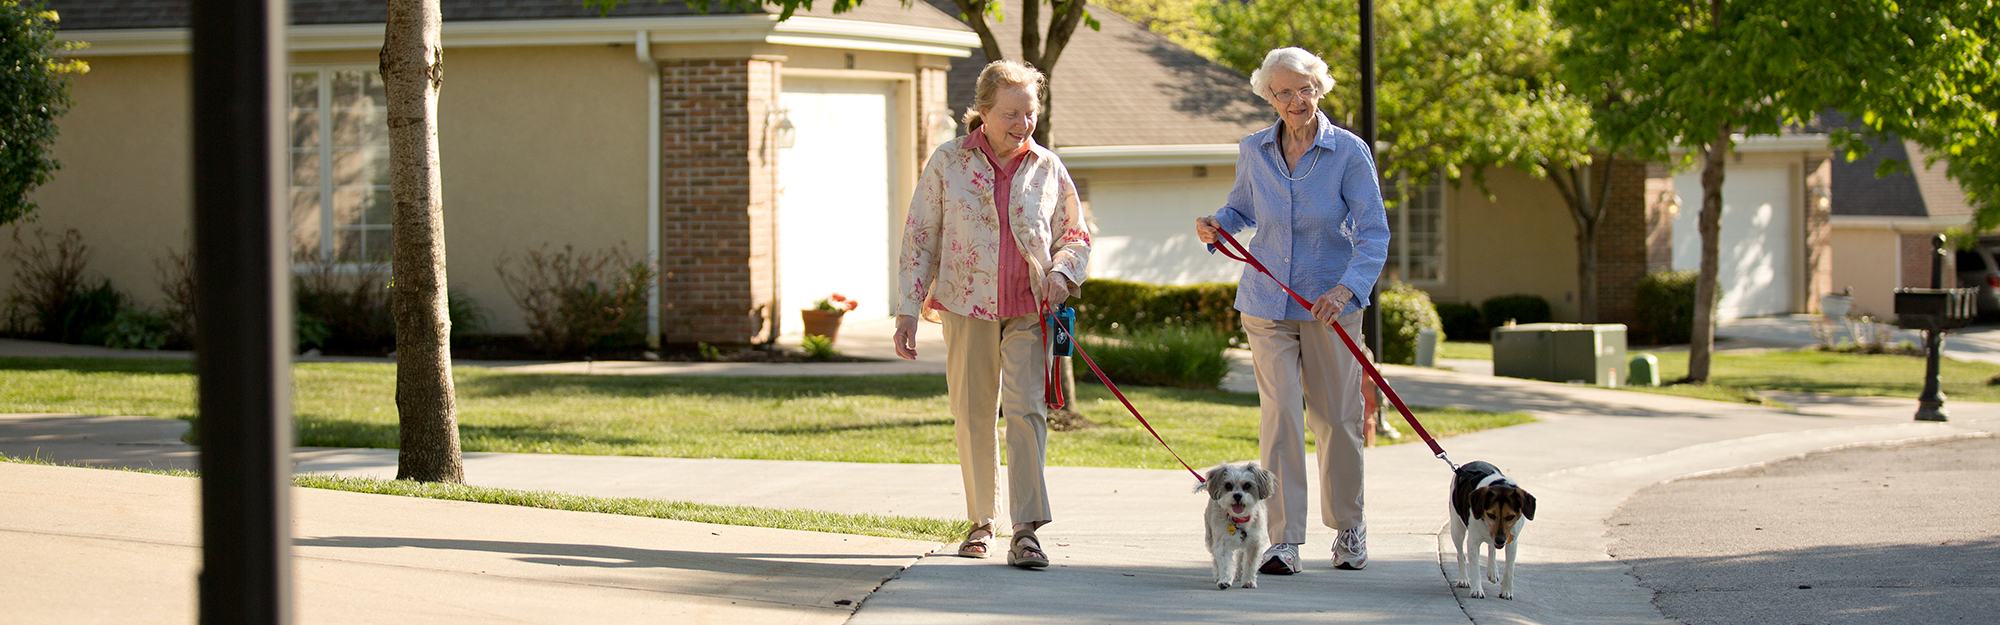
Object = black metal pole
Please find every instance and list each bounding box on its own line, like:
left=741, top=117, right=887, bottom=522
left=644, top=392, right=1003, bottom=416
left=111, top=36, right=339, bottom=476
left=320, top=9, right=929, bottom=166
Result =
left=1916, top=234, right=1948, bottom=421
left=1359, top=0, right=1382, bottom=363
left=192, top=0, right=293, bottom=619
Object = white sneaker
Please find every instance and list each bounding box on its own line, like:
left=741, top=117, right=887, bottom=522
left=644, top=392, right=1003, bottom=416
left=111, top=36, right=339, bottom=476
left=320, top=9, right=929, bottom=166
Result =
left=1259, top=543, right=1302, bottom=575
left=1334, top=525, right=1368, bottom=570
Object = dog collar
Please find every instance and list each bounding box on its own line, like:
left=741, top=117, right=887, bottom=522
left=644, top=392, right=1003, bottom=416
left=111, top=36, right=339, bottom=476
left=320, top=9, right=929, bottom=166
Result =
left=1230, top=515, right=1252, bottom=525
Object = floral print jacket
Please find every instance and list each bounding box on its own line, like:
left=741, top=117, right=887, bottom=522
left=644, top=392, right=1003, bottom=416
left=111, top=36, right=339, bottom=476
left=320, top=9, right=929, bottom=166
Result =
left=896, top=135, right=1090, bottom=322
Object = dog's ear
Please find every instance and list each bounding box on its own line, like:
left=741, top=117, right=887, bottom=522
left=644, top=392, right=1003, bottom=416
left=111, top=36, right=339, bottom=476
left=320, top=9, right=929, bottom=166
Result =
left=1469, top=486, right=1493, bottom=520
left=1199, top=465, right=1227, bottom=496
left=1521, top=489, right=1536, bottom=521
left=1250, top=464, right=1276, bottom=500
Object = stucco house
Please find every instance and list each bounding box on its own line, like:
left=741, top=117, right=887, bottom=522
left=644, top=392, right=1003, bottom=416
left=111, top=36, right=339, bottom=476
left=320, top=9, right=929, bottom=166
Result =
left=26, top=0, right=976, bottom=346
left=1826, top=123, right=1977, bottom=320
left=20, top=0, right=1838, bottom=350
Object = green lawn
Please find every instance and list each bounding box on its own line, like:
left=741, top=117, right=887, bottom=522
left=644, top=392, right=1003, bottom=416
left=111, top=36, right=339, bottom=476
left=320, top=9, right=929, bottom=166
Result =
left=0, top=358, right=1532, bottom=471
left=1438, top=341, right=1493, bottom=361
left=1636, top=349, right=2000, bottom=403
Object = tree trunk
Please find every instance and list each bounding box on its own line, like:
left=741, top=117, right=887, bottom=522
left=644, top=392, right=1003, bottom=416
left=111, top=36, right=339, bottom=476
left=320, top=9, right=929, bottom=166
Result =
left=953, top=0, right=1089, bottom=149
left=1688, top=129, right=1729, bottom=384
left=383, top=0, right=463, bottom=483
left=1547, top=154, right=1616, bottom=325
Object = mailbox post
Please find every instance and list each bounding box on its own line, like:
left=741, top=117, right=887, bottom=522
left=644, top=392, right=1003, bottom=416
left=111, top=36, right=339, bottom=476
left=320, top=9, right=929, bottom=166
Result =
left=1894, top=235, right=1976, bottom=422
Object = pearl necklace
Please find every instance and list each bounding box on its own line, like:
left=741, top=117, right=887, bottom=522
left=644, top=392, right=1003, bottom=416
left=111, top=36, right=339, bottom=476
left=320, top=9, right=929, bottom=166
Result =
left=1278, top=126, right=1321, bottom=181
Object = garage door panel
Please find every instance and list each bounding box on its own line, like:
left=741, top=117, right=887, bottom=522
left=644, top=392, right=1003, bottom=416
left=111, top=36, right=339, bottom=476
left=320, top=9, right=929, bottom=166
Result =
left=778, top=79, right=893, bottom=321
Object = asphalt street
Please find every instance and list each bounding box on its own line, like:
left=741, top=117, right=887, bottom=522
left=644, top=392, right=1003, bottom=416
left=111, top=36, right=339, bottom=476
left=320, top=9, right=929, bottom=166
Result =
left=1607, top=436, right=2000, bottom=624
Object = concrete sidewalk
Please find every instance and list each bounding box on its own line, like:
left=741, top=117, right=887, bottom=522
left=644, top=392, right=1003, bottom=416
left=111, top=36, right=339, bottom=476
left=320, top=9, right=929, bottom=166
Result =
left=5, top=318, right=2000, bottom=624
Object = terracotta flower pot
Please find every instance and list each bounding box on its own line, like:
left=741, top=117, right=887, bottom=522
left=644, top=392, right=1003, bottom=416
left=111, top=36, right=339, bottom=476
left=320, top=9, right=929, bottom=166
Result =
left=801, top=309, right=845, bottom=343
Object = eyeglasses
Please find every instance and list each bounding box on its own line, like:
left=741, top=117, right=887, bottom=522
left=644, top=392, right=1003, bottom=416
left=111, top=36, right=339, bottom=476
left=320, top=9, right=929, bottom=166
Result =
left=1270, top=86, right=1322, bottom=104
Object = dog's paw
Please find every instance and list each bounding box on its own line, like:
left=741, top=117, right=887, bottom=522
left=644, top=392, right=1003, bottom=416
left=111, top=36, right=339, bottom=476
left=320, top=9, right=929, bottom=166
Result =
left=1216, top=581, right=1231, bottom=590
left=1242, top=579, right=1257, bottom=589
left=1453, top=578, right=1471, bottom=589
left=1498, top=590, right=1514, bottom=600
left=1487, top=572, right=1500, bottom=583
left=1468, top=588, right=1486, bottom=599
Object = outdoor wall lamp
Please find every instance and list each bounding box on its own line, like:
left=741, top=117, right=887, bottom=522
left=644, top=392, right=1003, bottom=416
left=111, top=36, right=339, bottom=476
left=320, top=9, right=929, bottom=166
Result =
left=772, top=107, right=797, bottom=149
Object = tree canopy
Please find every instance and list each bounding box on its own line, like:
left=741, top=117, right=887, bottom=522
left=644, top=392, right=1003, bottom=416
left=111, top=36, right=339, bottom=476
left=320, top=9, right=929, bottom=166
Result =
left=0, top=0, right=85, bottom=226
left=1203, top=0, right=1592, bottom=191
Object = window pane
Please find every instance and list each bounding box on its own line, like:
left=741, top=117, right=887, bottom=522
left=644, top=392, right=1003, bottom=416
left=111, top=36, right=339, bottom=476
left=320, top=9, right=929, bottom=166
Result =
left=290, top=187, right=322, bottom=263
left=363, top=187, right=392, bottom=226
left=290, top=73, right=319, bottom=110
left=330, top=148, right=389, bottom=187
left=331, top=187, right=366, bottom=228
left=362, top=228, right=393, bottom=264
left=330, top=105, right=387, bottom=148
left=289, top=149, right=319, bottom=186
left=332, top=229, right=361, bottom=264
left=362, top=71, right=387, bottom=104
left=331, top=71, right=365, bottom=109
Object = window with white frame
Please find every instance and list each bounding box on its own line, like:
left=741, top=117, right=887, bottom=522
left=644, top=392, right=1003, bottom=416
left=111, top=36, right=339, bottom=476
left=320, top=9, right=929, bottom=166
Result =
left=289, top=68, right=391, bottom=266
left=1384, top=170, right=1445, bottom=284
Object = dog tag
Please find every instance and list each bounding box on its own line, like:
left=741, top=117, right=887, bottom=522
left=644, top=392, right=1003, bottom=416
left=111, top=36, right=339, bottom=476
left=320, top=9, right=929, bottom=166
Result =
left=1227, top=524, right=1237, bottom=535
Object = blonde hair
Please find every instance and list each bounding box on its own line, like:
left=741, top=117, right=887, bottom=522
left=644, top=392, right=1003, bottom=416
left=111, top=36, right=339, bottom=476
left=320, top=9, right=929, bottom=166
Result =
left=1249, top=47, right=1335, bottom=104
left=961, top=60, right=1046, bottom=129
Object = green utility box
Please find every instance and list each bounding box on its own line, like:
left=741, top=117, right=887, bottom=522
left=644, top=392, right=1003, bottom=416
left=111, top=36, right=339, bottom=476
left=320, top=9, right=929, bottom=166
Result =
left=1491, top=323, right=1629, bottom=387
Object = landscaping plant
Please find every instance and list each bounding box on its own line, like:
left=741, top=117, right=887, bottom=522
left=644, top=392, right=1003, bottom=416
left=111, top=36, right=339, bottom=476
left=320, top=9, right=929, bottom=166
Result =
left=1079, top=325, right=1234, bottom=390
left=495, top=243, right=654, bottom=358
left=1379, top=282, right=1444, bottom=365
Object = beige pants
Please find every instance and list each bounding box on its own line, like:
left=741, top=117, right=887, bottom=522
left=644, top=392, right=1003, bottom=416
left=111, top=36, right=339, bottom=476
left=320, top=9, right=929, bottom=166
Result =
left=942, top=310, right=1052, bottom=532
left=1243, top=311, right=1367, bottom=544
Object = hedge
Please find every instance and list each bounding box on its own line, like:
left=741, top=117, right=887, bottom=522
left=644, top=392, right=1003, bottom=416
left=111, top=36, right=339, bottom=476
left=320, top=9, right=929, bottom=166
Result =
left=1073, top=278, right=1241, bottom=342
left=1379, top=282, right=1444, bottom=364
left=1636, top=270, right=1697, bottom=344
left=1480, top=293, right=1552, bottom=328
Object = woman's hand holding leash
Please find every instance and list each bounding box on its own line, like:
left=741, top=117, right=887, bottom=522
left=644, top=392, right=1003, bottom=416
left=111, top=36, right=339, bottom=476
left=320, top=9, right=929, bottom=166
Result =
left=1194, top=216, right=1220, bottom=244
left=1313, top=285, right=1353, bottom=325
left=1043, top=273, right=1072, bottom=309
left=893, top=314, right=919, bottom=360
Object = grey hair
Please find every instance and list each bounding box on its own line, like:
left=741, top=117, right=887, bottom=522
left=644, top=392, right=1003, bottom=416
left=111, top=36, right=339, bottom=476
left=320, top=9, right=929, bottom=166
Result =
left=962, top=60, right=1045, bottom=129
left=1249, top=47, right=1335, bottom=104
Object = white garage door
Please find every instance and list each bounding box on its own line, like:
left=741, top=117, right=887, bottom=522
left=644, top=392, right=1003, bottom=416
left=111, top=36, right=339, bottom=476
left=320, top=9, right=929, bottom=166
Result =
left=1088, top=178, right=1242, bottom=285
left=1672, top=165, right=1792, bottom=320
left=778, top=79, right=894, bottom=321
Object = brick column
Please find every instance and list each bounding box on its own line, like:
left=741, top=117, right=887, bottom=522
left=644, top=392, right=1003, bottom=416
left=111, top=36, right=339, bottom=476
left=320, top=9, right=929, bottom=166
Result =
left=1803, top=156, right=1832, bottom=312
left=658, top=57, right=782, bottom=346
left=916, top=64, right=953, bottom=158
left=1592, top=157, right=1651, bottom=327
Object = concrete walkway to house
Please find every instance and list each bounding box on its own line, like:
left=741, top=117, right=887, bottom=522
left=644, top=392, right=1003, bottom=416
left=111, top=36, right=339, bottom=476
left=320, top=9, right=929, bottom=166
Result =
left=3, top=316, right=1998, bottom=624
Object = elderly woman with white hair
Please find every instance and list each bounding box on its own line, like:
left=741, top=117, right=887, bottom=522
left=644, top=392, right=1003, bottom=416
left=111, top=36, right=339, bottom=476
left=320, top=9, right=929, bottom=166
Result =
left=893, top=60, right=1090, bottom=570
left=1194, top=47, right=1390, bottom=576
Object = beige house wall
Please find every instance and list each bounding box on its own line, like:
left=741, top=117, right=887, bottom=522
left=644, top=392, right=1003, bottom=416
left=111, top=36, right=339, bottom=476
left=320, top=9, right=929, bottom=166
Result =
left=13, top=54, right=193, bottom=306
left=1431, top=166, right=1582, bottom=321
left=1829, top=226, right=1906, bottom=319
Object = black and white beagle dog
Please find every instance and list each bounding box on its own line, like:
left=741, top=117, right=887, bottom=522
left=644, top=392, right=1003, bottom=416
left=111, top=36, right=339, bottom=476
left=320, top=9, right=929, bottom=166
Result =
left=1449, top=460, right=1536, bottom=600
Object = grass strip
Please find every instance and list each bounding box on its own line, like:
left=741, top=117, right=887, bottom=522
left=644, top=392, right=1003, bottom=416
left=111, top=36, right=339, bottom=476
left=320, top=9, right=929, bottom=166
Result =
left=0, top=358, right=1534, bottom=470
left=0, top=455, right=968, bottom=543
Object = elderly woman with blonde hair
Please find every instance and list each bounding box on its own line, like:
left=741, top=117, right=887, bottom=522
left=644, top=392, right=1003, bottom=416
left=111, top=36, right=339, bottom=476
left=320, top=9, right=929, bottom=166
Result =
left=1194, top=47, right=1391, bottom=576
left=892, top=60, right=1090, bottom=570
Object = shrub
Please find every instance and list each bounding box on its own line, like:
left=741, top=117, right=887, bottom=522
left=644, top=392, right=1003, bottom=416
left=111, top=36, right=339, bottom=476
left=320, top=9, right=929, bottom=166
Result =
left=295, top=264, right=395, bottom=355
left=1481, top=293, right=1551, bottom=328
left=5, top=227, right=91, bottom=341
left=104, top=308, right=171, bottom=350
left=496, top=243, right=654, bottom=358
left=154, top=247, right=196, bottom=348
left=447, top=287, right=489, bottom=337
left=1379, top=282, right=1444, bottom=365
left=1636, top=269, right=1697, bottom=344
left=1435, top=302, right=1484, bottom=342
left=1078, top=326, right=1234, bottom=390
left=1073, top=278, right=1241, bottom=344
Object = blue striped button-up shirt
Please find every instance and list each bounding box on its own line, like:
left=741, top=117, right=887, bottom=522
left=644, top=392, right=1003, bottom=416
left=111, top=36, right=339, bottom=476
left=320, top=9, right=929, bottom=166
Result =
left=1209, top=112, right=1391, bottom=321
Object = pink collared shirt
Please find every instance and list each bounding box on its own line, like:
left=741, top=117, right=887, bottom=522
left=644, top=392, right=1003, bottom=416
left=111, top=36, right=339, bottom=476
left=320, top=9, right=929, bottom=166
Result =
left=965, top=128, right=1039, bottom=318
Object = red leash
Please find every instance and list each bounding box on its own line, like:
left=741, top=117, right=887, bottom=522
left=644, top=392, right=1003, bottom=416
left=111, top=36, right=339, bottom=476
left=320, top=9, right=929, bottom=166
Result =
left=1042, top=303, right=1207, bottom=482
left=1212, top=229, right=1456, bottom=470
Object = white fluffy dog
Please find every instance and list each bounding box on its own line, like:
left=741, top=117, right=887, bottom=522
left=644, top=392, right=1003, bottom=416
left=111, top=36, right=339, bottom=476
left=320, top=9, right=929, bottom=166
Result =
left=1197, top=462, right=1275, bottom=590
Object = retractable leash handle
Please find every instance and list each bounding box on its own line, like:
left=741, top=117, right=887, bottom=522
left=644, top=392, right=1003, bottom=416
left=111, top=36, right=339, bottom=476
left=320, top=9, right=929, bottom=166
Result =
left=1211, top=229, right=1456, bottom=469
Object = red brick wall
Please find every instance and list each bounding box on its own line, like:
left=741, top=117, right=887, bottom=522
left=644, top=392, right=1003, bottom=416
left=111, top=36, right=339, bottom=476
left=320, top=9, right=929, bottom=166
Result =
left=1901, top=232, right=1952, bottom=289
left=1592, top=158, right=1652, bottom=326
left=657, top=58, right=782, bottom=346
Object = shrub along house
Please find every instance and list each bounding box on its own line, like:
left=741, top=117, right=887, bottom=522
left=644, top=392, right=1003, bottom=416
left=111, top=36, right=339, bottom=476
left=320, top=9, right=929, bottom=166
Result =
left=18, top=0, right=976, bottom=349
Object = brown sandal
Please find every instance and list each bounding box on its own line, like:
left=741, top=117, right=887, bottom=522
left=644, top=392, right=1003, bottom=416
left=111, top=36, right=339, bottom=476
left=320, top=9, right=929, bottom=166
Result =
left=1008, top=533, right=1050, bottom=569
left=956, top=537, right=990, bottom=558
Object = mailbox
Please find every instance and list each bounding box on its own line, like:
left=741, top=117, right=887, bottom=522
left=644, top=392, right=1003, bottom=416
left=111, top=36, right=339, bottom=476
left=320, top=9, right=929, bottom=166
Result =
left=1893, top=287, right=1977, bottom=331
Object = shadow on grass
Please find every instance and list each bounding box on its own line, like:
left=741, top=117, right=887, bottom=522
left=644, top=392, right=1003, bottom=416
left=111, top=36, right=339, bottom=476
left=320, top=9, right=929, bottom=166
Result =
left=741, top=417, right=955, bottom=436
left=0, top=357, right=195, bottom=376
left=455, top=372, right=950, bottom=402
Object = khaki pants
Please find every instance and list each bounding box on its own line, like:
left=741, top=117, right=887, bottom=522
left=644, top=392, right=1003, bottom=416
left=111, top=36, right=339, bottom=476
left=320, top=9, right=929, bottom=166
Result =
left=942, top=310, right=1052, bottom=532
left=1243, top=311, right=1367, bottom=544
